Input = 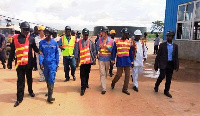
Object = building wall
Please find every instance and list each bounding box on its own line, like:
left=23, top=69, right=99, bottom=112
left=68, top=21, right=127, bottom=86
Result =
left=164, top=0, right=200, bottom=62
left=174, top=40, right=200, bottom=62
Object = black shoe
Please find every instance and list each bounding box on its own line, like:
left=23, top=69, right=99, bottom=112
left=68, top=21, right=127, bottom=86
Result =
left=133, top=86, right=138, bottom=92
left=122, top=90, right=130, bottom=95
left=2, top=63, right=6, bottom=69
left=101, top=90, right=106, bottom=95
left=73, top=76, right=76, bottom=81
left=29, top=93, right=35, bottom=97
left=111, top=83, right=115, bottom=89
left=47, top=97, right=55, bottom=103
left=154, top=87, right=158, bottom=92
left=14, top=101, right=22, bottom=107
left=86, top=85, right=89, bottom=88
left=164, top=92, right=172, bottom=98
left=64, top=78, right=69, bottom=82
left=109, top=73, right=114, bottom=77
left=80, top=90, right=85, bottom=96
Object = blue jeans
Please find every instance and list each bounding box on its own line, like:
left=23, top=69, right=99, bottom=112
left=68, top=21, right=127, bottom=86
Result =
left=63, top=56, right=76, bottom=79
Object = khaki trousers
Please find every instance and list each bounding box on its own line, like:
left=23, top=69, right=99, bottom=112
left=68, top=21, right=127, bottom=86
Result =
left=112, top=66, right=130, bottom=91
left=36, top=54, right=45, bottom=81
left=99, top=61, right=110, bottom=91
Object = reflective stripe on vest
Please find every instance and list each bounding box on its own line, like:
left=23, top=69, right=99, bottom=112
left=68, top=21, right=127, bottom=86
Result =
left=79, top=39, right=90, bottom=66
left=61, top=35, right=75, bottom=56
left=115, top=38, right=130, bottom=57
left=13, top=34, right=30, bottom=69
left=99, top=38, right=113, bottom=57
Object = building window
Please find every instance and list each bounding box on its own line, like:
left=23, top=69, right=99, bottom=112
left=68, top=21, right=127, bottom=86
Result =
left=176, top=2, right=200, bottom=40
left=178, top=5, right=185, bottom=21
left=193, top=22, right=200, bottom=40
left=185, top=3, right=194, bottom=21
left=195, top=2, right=200, bottom=19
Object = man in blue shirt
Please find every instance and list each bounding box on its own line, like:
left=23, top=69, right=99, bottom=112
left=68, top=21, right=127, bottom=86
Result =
left=111, top=28, right=134, bottom=95
left=96, top=26, right=114, bottom=94
left=154, top=30, right=179, bottom=98
left=39, top=27, right=59, bottom=103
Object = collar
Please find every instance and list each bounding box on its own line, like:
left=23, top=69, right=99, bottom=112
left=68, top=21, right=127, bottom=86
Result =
left=101, top=36, right=110, bottom=42
left=167, top=42, right=173, bottom=45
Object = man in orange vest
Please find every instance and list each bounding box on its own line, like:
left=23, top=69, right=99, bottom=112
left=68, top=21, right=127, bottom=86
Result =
left=111, top=28, right=134, bottom=95
left=58, top=26, right=76, bottom=82
left=75, top=28, right=96, bottom=96
left=7, top=22, right=42, bottom=107
left=96, top=26, right=114, bottom=94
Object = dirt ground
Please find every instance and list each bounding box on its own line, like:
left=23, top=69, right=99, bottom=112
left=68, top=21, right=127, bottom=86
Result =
left=0, top=41, right=200, bottom=116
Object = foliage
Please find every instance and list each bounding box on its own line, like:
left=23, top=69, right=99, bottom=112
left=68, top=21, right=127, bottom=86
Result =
left=151, top=20, right=164, bottom=33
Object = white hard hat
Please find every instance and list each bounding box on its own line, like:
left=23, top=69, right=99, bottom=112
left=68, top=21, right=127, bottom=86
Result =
left=134, top=29, right=142, bottom=36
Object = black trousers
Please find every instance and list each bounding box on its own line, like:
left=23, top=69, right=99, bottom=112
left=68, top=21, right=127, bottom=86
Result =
left=155, top=61, right=174, bottom=92
left=32, top=52, right=37, bottom=70
left=0, top=51, right=5, bottom=65
left=154, top=45, right=158, bottom=54
left=16, top=65, right=33, bottom=101
left=80, top=64, right=91, bottom=90
left=109, top=61, right=114, bottom=75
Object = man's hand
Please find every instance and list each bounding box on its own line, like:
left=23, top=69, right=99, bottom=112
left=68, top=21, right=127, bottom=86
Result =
left=111, top=60, right=115, bottom=64
left=40, top=65, right=44, bottom=70
left=60, top=47, right=65, bottom=51
left=143, top=58, right=147, bottom=61
left=131, top=62, right=134, bottom=68
left=39, top=51, right=43, bottom=57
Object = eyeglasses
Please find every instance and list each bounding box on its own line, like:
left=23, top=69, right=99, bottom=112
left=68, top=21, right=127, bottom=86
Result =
left=22, top=28, right=30, bottom=31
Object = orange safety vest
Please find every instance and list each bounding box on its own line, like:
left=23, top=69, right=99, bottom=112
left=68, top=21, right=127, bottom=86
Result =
left=13, top=34, right=30, bottom=69
left=99, top=38, right=113, bottom=57
left=79, top=39, right=91, bottom=66
left=141, top=37, right=147, bottom=45
left=115, top=38, right=130, bottom=57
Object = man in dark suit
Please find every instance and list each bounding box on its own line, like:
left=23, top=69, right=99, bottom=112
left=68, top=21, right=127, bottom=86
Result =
left=154, top=30, right=179, bottom=98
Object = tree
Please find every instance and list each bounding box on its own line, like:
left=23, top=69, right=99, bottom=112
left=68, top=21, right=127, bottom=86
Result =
left=150, top=20, right=164, bottom=33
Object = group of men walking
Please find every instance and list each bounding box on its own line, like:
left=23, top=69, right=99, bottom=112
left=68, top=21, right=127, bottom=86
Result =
left=4, top=22, right=179, bottom=107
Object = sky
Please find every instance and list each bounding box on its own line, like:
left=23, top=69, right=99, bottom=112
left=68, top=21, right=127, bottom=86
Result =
left=0, top=0, right=166, bottom=31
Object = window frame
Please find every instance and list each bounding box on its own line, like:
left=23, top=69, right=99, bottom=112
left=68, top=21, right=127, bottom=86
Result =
left=176, top=1, right=200, bottom=41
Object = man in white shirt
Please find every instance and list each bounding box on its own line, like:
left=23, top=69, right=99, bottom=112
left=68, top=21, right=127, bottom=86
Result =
left=35, top=26, right=45, bottom=82
left=132, top=29, right=147, bottom=92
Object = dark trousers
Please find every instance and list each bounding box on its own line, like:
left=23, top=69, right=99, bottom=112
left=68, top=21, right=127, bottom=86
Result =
left=16, top=65, right=33, bottom=101
left=63, top=56, right=76, bottom=79
left=112, top=66, right=130, bottom=91
left=80, top=64, right=91, bottom=90
left=32, top=52, right=37, bottom=70
left=0, top=51, right=5, bottom=65
left=109, top=61, right=114, bottom=74
left=154, top=45, right=158, bottom=54
left=155, top=61, right=174, bottom=92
